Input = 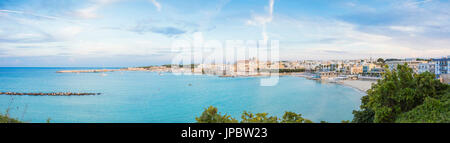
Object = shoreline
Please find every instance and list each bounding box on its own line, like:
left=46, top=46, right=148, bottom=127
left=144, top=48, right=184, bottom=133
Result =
left=335, top=80, right=376, bottom=94
left=56, top=68, right=375, bottom=94
left=293, top=76, right=374, bottom=94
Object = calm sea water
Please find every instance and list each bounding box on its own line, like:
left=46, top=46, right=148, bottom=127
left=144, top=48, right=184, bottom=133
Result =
left=0, top=67, right=364, bottom=123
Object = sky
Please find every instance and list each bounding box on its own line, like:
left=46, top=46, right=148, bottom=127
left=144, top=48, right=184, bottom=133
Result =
left=0, top=0, right=449, bottom=67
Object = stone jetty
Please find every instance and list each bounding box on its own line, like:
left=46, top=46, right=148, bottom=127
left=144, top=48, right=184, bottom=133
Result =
left=0, top=92, right=101, bottom=96
left=56, top=69, right=121, bottom=73
left=56, top=68, right=150, bottom=73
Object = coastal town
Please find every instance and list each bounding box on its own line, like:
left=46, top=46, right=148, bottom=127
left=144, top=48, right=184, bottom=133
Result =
left=57, top=56, right=450, bottom=92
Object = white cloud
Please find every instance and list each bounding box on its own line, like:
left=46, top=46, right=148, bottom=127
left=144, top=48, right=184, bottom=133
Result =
left=75, top=6, right=100, bottom=19
left=269, top=14, right=450, bottom=60
left=268, top=0, right=274, bottom=16
left=0, top=37, right=163, bottom=57
left=8, top=33, right=46, bottom=40
left=150, top=0, right=162, bottom=12
left=95, top=0, right=121, bottom=4
left=1, top=0, right=449, bottom=61
left=75, top=0, right=162, bottom=19
left=0, top=9, right=59, bottom=20
left=75, top=0, right=121, bottom=19
left=246, top=0, right=275, bottom=42
left=54, top=26, right=83, bottom=40
left=0, top=43, right=66, bottom=57
left=389, top=26, right=423, bottom=33
left=0, top=9, right=89, bottom=43
left=346, top=2, right=356, bottom=7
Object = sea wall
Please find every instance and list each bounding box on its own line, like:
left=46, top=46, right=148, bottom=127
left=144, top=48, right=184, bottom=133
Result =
left=0, top=92, right=100, bottom=96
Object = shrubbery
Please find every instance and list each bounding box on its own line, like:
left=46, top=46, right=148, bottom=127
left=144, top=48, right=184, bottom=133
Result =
left=396, top=93, right=449, bottom=123
left=196, top=106, right=312, bottom=123
left=352, top=64, right=449, bottom=123
left=0, top=114, right=21, bottom=123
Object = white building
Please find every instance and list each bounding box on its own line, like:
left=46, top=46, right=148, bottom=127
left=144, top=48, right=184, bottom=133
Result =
left=385, top=60, right=427, bottom=73
left=433, top=56, right=450, bottom=78
left=418, top=63, right=435, bottom=74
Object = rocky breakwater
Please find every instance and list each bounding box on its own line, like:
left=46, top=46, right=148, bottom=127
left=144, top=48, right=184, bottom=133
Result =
left=0, top=92, right=101, bottom=96
left=56, top=69, right=121, bottom=73
left=56, top=68, right=151, bottom=73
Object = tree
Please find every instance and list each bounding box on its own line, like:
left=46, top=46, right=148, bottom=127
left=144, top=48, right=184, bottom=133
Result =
left=241, top=111, right=278, bottom=123
left=341, top=120, right=350, bottom=123
left=377, top=58, right=385, bottom=64
left=195, top=106, right=238, bottom=123
left=396, top=93, right=449, bottom=123
left=196, top=106, right=314, bottom=123
left=352, top=64, right=449, bottom=123
left=0, top=114, right=21, bottom=123
left=351, top=95, right=375, bottom=123
left=280, top=111, right=313, bottom=123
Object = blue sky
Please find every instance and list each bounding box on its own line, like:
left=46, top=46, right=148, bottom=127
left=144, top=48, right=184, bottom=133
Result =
left=0, top=0, right=449, bottom=67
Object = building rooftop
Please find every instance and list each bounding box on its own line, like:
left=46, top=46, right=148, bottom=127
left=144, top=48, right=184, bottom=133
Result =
left=432, top=57, right=450, bottom=61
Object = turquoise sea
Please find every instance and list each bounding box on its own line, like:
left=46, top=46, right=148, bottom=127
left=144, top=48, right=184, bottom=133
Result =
left=0, top=67, right=364, bottom=123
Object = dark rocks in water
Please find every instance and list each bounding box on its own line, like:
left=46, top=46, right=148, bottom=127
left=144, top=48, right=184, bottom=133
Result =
left=0, top=92, right=100, bottom=96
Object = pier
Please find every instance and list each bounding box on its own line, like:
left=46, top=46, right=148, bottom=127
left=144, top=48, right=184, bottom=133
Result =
left=56, top=69, right=121, bottom=73
left=0, top=92, right=101, bottom=96
left=55, top=68, right=150, bottom=73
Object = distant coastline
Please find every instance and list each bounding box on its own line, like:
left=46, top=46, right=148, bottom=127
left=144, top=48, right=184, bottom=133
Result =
left=56, top=67, right=375, bottom=94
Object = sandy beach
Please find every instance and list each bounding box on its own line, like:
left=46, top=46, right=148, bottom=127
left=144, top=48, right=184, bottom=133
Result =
left=337, top=80, right=377, bottom=93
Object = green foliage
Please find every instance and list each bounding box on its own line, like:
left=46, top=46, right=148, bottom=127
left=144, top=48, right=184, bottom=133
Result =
left=195, top=106, right=238, bottom=123
left=138, top=66, right=154, bottom=69
left=377, top=58, right=385, bottom=64
left=341, top=120, right=350, bottom=123
left=351, top=109, right=374, bottom=123
left=241, top=111, right=278, bottom=123
left=352, top=95, right=375, bottom=123
left=396, top=93, right=450, bottom=123
left=0, top=113, right=21, bottom=123
left=352, top=64, right=449, bottom=123
left=162, top=64, right=172, bottom=68
left=281, top=111, right=313, bottom=123
left=196, top=106, right=313, bottom=123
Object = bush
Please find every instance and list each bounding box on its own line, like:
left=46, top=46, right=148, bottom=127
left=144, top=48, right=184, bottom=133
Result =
left=195, top=106, right=238, bottom=123
left=196, top=106, right=313, bottom=123
left=352, top=64, right=449, bottom=123
left=0, top=114, right=21, bottom=123
left=396, top=94, right=449, bottom=123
